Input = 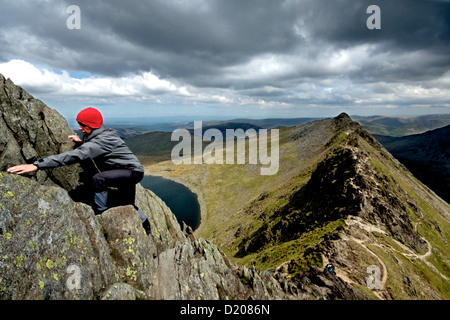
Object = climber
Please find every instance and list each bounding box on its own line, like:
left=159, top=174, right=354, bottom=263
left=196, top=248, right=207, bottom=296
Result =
left=325, top=263, right=336, bottom=275
left=6, top=107, right=151, bottom=235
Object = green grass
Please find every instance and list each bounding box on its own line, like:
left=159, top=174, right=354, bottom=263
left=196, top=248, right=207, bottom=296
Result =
left=362, top=137, right=450, bottom=298
left=232, top=219, right=345, bottom=273
left=368, top=244, right=449, bottom=300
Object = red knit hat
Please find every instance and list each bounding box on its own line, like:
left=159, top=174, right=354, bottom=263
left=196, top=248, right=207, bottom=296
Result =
left=76, top=107, right=103, bottom=129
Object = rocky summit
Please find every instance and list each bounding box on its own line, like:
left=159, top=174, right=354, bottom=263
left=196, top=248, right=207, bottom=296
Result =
left=0, top=74, right=366, bottom=300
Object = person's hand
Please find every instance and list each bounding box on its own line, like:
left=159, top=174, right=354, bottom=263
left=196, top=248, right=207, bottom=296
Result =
left=68, top=135, right=82, bottom=143
left=7, top=164, right=38, bottom=175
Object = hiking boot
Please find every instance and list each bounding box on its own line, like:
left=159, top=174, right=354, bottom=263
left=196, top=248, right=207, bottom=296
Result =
left=94, top=191, right=108, bottom=213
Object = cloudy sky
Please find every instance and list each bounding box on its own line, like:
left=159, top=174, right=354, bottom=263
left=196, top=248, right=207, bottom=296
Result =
left=0, top=0, right=449, bottom=122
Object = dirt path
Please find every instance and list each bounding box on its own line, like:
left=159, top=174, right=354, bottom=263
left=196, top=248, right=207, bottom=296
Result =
left=340, top=215, right=449, bottom=297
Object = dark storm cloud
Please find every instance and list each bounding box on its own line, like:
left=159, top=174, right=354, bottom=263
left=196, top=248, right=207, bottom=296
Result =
left=298, top=0, right=450, bottom=48
left=1, top=0, right=449, bottom=81
left=0, top=0, right=449, bottom=115
left=281, top=0, right=450, bottom=83
left=70, top=0, right=304, bottom=80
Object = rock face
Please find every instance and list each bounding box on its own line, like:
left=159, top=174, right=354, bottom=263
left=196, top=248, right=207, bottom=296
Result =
left=0, top=172, right=364, bottom=300
left=0, top=74, right=93, bottom=203
left=0, top=170, right=181, bottom=299
left=0, top=75, right=363, bottom=300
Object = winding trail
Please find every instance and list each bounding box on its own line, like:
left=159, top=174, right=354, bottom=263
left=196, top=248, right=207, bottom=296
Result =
left=338, top=234, right=388, bottom=300
left=328, top=215, right=448, bottom=299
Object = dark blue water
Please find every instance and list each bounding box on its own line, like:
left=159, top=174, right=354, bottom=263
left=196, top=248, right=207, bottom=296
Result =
left=141, top=175, right=201, bottom=230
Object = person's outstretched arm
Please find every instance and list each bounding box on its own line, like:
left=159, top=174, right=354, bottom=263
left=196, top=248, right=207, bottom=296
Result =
left=7, top=135, right=105, bottom=174
left=7, top=164, right=38, bottom=175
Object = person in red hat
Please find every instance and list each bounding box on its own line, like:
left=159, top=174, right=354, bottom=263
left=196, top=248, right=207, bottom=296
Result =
left=7, top=107, right=151, bottom=234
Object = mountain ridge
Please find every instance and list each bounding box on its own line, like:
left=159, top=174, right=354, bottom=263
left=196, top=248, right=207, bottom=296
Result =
left=144, top=112, right=450, bottom=300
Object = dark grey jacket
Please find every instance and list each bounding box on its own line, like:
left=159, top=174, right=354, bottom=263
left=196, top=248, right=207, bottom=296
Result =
left=35, top=125, right=144, bottom=173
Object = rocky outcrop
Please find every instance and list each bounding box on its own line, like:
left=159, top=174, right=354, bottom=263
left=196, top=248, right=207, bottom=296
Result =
left=0, top=74, right=92, bottom=203
left=0, top=172, right=110, bottom=299
left=0, top=172, right=364, bottom=300
left=0, top=171, right=208, bottom=299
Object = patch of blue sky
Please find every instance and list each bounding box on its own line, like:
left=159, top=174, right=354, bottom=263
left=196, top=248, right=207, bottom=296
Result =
left=67, top=70, right=97, bottom=79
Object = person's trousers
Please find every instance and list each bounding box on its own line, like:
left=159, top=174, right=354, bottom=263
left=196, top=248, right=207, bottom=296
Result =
left=92, top=169, right=146, bottom=221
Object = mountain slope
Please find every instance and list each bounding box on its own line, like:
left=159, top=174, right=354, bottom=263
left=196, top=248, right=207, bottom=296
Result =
left=124, top=131, right=178, bottom=164
left=145, top=114, right=450, bottom=300
left=374, top=125, right=450, bottom=203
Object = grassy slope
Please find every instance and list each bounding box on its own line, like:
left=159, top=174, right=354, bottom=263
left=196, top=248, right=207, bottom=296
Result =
left=142, top=115, right=359, bottom=261
left=356, top=136, right=450, bottom=299
left=137, top=115, right=450, bottom=299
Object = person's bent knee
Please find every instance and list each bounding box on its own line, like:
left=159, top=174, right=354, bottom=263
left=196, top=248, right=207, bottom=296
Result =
left=92, top=172, right=107, bottom=192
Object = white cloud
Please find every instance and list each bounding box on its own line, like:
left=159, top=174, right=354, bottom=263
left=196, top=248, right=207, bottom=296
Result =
left=1, top=57, right=449, bottom=118
left=0, top=59, right=63, bottom=92
left=0, top=59, right=190, bottom=101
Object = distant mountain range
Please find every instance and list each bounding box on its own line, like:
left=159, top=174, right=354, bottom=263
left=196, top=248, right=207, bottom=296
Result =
left=105, top=114, right=450, bottom=139
left=353, top=114, right=450, bottom=137
left=106, top=117, right=320, bottom=139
